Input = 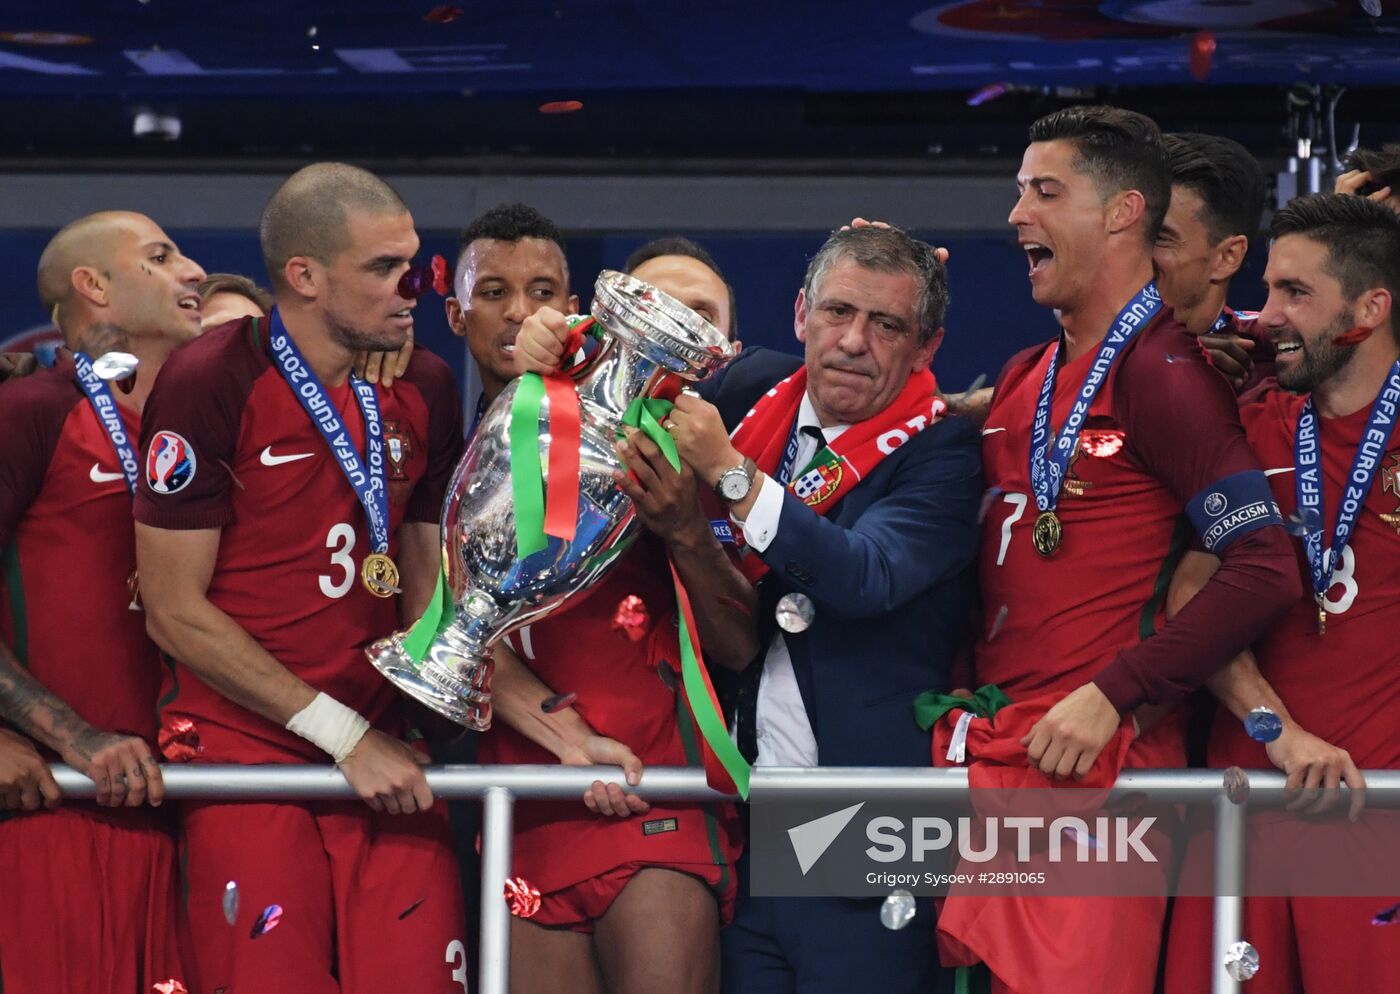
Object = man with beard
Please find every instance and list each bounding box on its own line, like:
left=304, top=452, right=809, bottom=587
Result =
left=0, top=210, right=205, bottom=992
left=1165, top=194, right=1400, bottom=994
left=135, top=163, right=467, bottom=993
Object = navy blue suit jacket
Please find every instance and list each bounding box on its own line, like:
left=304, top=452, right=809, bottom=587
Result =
left=700, top=348, right=982, bottom=769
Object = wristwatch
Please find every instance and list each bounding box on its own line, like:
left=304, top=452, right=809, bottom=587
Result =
left=715, top=457, right=757, bottom=503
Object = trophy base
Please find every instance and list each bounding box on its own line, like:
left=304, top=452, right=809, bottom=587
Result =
left=366, top=634, right=493, bottom=731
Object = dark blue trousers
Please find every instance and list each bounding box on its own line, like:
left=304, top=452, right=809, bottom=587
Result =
left=721, top=852, right=952, bottom=994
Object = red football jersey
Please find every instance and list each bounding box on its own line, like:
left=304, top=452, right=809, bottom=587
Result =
left=1211, top=390, right=1400, bottom=770
left=0, top=360, right=159, bottom=749
left=976, top=314, right=1266, bottom=768
left=133, top=316, right=462, bottom=764
left=480, top=535, right=743, bottom=894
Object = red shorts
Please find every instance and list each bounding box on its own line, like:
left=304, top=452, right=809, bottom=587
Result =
left=180, top=799, right=467, bottom=994
left=1166, top=892, right=1400, bottom=994
left=529, top=859, right=737, bottom=934
left=0, top=806, right=185, bottom=993
left=939, top=893, right=1167, bottom=994
left=1165, top=816, right=1400, bottom=994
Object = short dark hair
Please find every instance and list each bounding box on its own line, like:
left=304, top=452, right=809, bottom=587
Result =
left=197, top=272, right=273, bottom=315
left=624, top=236, right=738, bottom=338
left=1164, top=132, right=1267, bottom=244
left=1270, top=193, right=1400, bottom=305
left=457, top=203, right=566, bottom=260
left=1345, top=143, right=1400, bottom=197
left=260, top=162, right=407, bottom=292
left=1028, top=105, right=1171, bottom=244
left=803, top=226, right=948, bottom=344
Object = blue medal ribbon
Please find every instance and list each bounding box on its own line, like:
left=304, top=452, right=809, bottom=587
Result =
left=268, top=309, right=389, bottom=555
left=1209, top=309, right=1232, bottom=335
left=72, top=352, right=140, bottom=497
left=1028, top=281, right=1163, bottom=513
left=1294, top=358, right=1400, bottom=612
left=467, top=393, right=486, bottom=442
left=775, top=414, right=804, bottom=487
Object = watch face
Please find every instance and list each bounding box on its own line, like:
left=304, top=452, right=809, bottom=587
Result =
left=720, top=471, right=749, bottom=501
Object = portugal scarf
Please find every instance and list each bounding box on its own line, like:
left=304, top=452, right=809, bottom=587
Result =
left=728, top=364, right=944, bottom=580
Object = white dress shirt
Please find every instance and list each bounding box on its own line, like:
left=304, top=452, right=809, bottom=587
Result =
left=731, top=392, right=848, bottom=767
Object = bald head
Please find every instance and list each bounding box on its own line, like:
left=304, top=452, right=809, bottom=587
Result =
left=260, top=162, right=408, bottom=293
left=37, top=211, right=150, bottom=320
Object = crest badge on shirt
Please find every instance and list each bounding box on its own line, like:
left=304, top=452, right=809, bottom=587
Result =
left=146, top=430, right=196, bottom=494
left=384, top=419, right=413, bottom=480
left=1378, top=451, right=1400, bottom=535
left=383, top=418, right=415, bottom=504
left=793, top=456, right=843, bottom=507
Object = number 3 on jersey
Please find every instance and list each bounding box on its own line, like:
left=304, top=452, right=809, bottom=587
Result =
left=320, top=523, right=356, bottom=598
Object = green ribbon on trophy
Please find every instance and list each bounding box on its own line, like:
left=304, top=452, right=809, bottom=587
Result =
left=621, top=396, right=752, bottom=799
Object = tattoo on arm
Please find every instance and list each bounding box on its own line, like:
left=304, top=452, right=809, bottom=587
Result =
left=0, top=643, right=104, bottom=763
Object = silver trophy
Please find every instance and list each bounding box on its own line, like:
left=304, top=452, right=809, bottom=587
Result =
left=367, top=270, right=735, bottom=729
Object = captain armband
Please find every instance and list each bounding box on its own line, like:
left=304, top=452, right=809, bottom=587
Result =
left=1186, top=470, right=1284, bottom=554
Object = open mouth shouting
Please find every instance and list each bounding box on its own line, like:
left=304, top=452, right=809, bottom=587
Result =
left=1022, top=241, right=1054, bottom=277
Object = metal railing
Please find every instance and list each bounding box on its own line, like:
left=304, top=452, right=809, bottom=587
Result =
left=49, top=765, right=1400, bottom=994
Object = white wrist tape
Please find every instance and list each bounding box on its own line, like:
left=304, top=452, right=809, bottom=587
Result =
left=286, top=692, right=371, bottom=764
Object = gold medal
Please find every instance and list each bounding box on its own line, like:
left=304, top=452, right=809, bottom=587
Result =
left=126, top=568, right=142, bottom=610
left=1032, top=510, right=1062, bottom=557
left=1317, top=598, right=1327, bottom=636
left=361, top=552, right=400, bottom=598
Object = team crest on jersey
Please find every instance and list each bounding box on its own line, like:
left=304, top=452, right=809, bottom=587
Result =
left=1379, top=452, right=1400, bottom=535
left=792, top=457, right=843, bottom=506
left=146, top=430, right=195, bottom=494
left=1062, top=444, right=1093, bottom=497
left=383, top=419, right=414, bottom=481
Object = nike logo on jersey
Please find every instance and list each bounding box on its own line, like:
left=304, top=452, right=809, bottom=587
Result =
left=260, top=446, right=315, bottom=467
left=1264, top=467, right=1296, bottom=477
left=89, top=463, right=125, bottom=483
left=982, top=427, right=1006, bottom=435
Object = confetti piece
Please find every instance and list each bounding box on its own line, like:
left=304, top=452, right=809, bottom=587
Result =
left=611, top=595, right=649, bottom=642
left=1190, top=31, right=1216, bottom=83
left=222, top=881, right=238, bottom=926
left=1080, top=429, right=1124, bottom=458
left=158, top=718, right=202, bottom=762
left=432, top=254, right=451, bottom=295
left=424, top=5, right=464, bottom=24
left=250, top=904, right=283, bottom=939
left=541, top=692, right=577, bottom=714
left=504, top=877, right=541, bottom=918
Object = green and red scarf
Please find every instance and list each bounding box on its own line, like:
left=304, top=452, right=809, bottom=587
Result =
left=728, top=364, right=944, bottom=581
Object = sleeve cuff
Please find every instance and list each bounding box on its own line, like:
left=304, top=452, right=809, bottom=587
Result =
left=1092, top=664, right=1142, bottom=715
left=731, top=473, right=783, bottom=552
left=133, top=502, right=235, bottom=531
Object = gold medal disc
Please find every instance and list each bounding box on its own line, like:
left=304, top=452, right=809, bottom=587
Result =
left=1032, top=510, right=1062, bottom=557
left=126, top=568, right=142, bottom=608
left=361, top=552, right=400, bottom=598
